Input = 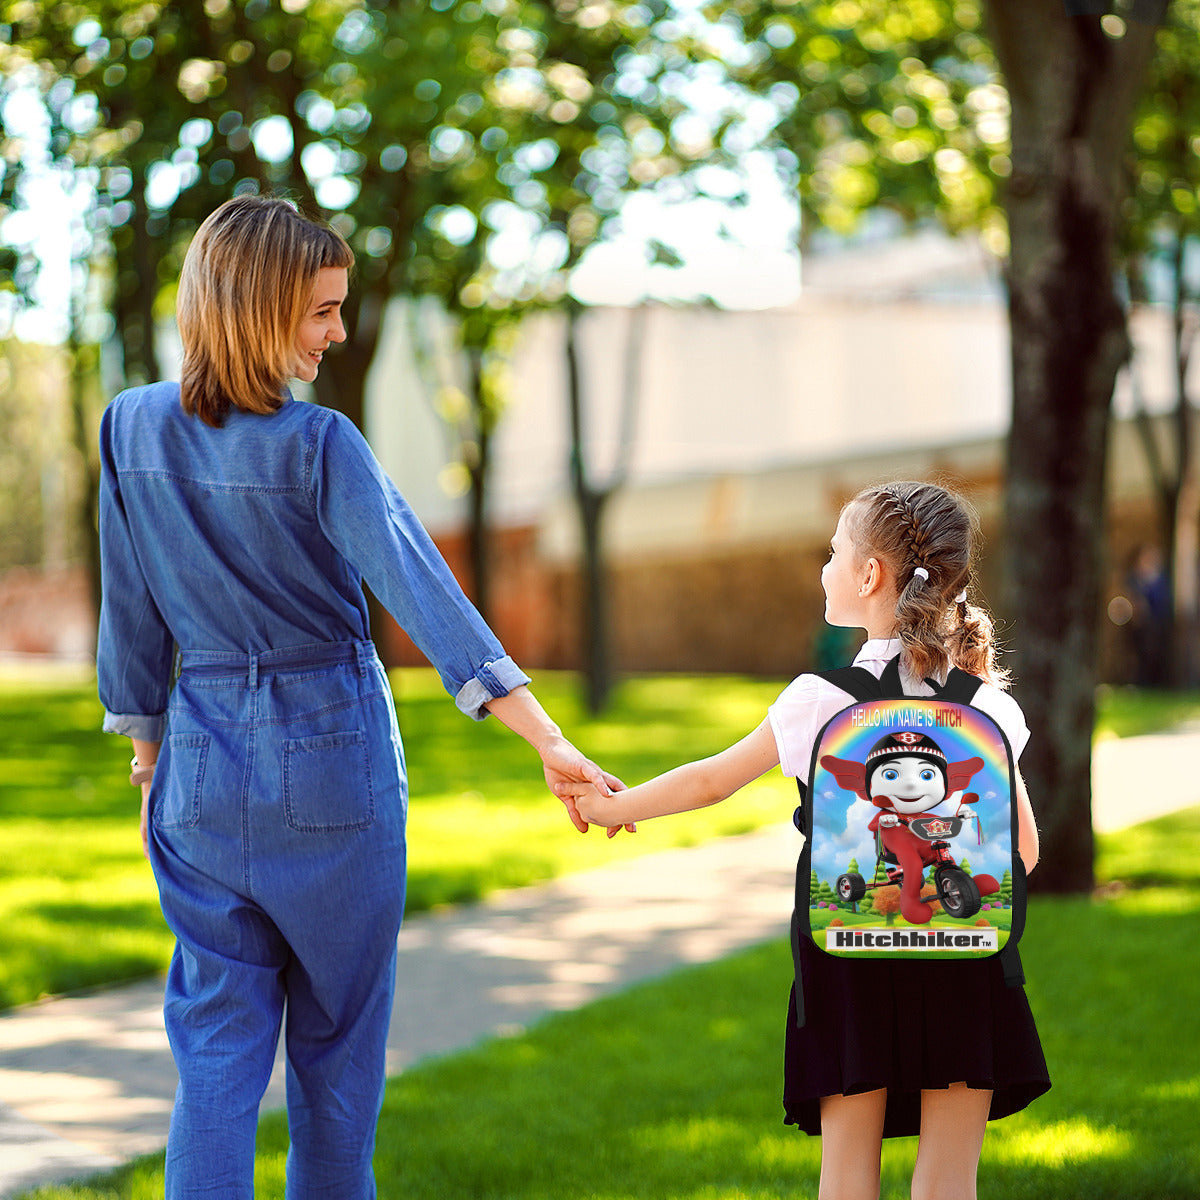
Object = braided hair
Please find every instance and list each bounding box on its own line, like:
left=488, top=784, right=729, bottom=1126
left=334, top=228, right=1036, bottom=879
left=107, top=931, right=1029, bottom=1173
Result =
left=843, top=481, right=1009, bottom=688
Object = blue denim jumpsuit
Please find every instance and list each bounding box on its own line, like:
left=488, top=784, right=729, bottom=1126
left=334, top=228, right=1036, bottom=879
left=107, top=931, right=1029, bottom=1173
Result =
left=96, top=383, right=529, bottom=1198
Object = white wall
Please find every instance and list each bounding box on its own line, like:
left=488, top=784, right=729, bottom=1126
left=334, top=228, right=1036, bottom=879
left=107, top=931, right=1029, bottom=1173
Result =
left=363, top=261, right=1185, bottom=554
left=366, top=293, right=1014, bottom=541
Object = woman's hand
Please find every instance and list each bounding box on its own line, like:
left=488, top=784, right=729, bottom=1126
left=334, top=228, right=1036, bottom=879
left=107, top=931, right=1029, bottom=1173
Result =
left=140, top=784, right=152, bottom=859
left=537, top=733, right=634, bottom=837
left=481, top=686, right=633, bottom=836
left=130, top=737, right=160, bottom=861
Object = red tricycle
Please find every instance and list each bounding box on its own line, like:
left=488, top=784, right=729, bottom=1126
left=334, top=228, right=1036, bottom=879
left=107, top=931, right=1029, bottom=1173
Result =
left=835, top=814, right=983, bottom=919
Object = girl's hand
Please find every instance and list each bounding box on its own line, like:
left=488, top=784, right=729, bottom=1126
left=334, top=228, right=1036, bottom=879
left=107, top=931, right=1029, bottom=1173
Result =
left=554, top=779, right=635, bottom=837
left=537, top=734, right=633, bottom=836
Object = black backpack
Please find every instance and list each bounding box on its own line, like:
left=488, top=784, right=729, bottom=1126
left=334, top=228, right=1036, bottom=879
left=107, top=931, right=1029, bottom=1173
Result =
left=790, top=656, right=1025, bottom=1025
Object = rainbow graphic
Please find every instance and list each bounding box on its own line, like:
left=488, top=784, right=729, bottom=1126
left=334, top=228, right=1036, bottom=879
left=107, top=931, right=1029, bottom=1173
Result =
left=807, top=700, right=1015, bottom=953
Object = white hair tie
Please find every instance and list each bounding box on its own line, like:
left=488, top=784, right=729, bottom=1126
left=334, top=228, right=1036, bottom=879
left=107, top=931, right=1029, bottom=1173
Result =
left=912, top=567, right=929, bottom=583
left=955, top=590, right=968, bottom=604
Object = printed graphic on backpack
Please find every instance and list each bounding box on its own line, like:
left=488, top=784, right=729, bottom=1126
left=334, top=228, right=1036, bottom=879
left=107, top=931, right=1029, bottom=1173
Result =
left=788, top=659, right=1027, bottom=1027
left=805, top=696, right=1016, bottom=959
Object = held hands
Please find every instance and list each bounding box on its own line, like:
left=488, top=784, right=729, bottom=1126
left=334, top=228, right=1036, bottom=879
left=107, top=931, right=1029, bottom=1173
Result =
left=552, top=776, right=631, bottom=835
left=536, top=733, right=634, bottom=838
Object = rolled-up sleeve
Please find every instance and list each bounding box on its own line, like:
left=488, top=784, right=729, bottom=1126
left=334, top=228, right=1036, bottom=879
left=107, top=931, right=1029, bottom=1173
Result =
left=96, top=400, right=175, bottom=740
left=311, top=411, right=529, bottom=719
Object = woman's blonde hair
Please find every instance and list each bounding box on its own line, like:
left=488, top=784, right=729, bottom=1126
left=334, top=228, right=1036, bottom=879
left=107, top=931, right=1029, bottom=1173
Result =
left=843, top=480, right=1009, bottom=689
left=177, top=195, right=353, bottom=426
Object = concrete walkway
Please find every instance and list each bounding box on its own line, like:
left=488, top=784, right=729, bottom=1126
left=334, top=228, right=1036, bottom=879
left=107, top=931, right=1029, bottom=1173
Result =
left=0, top=823, right=799, bottom=1196
left=1, top=728, right=1195, bottom=1197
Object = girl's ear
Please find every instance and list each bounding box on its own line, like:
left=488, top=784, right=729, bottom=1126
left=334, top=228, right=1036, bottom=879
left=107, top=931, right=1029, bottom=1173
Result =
left=860, top=555, right=885, bottom=597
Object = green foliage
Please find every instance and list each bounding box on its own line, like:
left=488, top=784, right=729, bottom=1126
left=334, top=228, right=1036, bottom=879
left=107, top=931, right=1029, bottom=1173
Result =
left=18, top=806, right=1200, bottom=1200
left=705, top=0, right=1007, bottom=250
left=1123, top=0, right=1200, bottom=275
left=0, top=0, right=687, bottom=404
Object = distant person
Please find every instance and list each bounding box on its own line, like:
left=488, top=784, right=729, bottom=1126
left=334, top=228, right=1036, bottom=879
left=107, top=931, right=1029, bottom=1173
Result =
left=560, top=481, right=1049, bottom=1200
left=1126, top=543, right=1170, bottom=686
left=96, top=195, right=621, bottom=1199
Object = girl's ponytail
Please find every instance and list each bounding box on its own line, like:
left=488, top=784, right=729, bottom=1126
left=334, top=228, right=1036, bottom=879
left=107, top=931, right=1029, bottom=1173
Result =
left=946, top=595, right=1009, bottom=689
left=845, top=481, right=1009, bottom=690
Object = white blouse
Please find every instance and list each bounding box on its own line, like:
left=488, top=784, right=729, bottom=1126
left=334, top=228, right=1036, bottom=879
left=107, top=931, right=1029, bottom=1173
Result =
left=767, top=638, right=1030, bottom=783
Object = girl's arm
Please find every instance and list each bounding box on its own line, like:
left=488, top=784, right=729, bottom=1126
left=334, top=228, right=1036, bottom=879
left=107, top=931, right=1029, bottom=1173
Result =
left=1015, top=767, right=1039, bottom=873
left=567, top=718, right=781, bottom=828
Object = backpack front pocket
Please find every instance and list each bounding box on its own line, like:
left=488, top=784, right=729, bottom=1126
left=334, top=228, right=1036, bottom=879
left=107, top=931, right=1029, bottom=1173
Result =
left=283, top=730, right=375, bottom=832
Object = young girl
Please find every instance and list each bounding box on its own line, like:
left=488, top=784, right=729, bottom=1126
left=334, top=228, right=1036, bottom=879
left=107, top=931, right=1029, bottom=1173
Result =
left=564, top=481, right=1049, bottom=1200
left=97, top=195, right=617, bottom=1198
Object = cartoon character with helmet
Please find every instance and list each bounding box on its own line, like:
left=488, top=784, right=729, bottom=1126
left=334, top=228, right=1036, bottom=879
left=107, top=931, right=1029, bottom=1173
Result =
left=821, top=731, right=1000, bottom=925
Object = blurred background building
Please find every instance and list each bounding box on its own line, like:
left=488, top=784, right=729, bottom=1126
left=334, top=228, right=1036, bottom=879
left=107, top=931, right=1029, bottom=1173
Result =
left=365, top=229, right=1181, bottom=682
left=0, top=228, right=1181, bottom=682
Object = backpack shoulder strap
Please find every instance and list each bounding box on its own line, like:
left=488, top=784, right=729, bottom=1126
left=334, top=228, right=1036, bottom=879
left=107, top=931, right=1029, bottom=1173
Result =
left=792, top=658, right=890, bottom=1028
left=792, top=662, right=886, bottom=812
left=878, top=655, right=905, bottom=697
left=927, top=666, right=985, bottom=705
left=815, top=664, right=887, bottom=702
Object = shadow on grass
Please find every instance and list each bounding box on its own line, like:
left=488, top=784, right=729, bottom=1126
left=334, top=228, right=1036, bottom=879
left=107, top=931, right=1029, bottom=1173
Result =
left=37, top=882, right=1196, bottom=1200
left=1096, top=805, right=1200, bottom=891
left=15, top=796, right=1200, bottom=1200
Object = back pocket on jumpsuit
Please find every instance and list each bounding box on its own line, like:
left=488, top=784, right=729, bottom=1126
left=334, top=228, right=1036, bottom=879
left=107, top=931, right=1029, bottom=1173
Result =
left=156, top=733, right=210, bottom=830
left=283, top=730, right=375, bottom=832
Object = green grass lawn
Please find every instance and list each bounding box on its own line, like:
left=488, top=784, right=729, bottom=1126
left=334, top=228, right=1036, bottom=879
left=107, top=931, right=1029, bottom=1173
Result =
left=1093, top=683, right=1200, bottom=740
left=3, top=671, right=1199, bottom=1011
left=3, top=671, right=1198, bottom=1012
left=15, top=803, right=1200, bottom=1200
left=0, top=668, right=787, bottom=1009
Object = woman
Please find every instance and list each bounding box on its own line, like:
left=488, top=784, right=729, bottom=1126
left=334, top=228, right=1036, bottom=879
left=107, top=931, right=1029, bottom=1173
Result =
left=97, top=195, right=618, bottom=1198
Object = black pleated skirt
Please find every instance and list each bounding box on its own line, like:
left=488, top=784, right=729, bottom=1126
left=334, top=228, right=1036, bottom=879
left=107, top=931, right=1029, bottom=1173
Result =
left=783, top=938, right=1051, bottom=1139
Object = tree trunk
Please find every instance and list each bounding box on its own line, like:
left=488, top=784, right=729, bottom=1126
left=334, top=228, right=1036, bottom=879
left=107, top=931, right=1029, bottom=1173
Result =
left=986, top=3, right=1160, bottom=893
left=562, top=302, right=649, bottom=713
left=67, top=331, right=102, bottom=626
left=464, top=345, right=492, bottom=625
left=112, top=178, right=162, bottom=388
left=565, top=301, right=613, bottom=715
left=1169, top=225, right=1199, bottom=686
